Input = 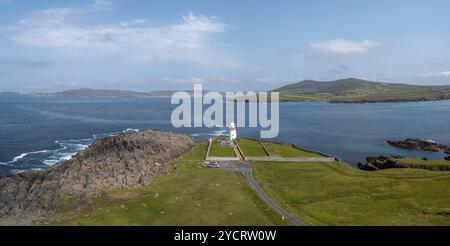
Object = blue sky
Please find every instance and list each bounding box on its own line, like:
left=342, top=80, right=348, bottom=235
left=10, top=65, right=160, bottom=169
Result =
left=0, top=0, right=449, bottom=92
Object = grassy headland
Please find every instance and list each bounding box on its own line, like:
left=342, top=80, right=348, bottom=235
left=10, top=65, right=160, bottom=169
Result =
left=252, top=161, right=450, bottom=225
left=55, top=142, right=288, bottom=226
left=394, top=158, right=450, bottom=170
left=54, top=138, right=450, bottom=226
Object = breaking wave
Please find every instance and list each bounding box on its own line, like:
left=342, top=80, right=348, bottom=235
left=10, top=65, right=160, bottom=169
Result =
left=191, top=129, right=227, bottom=138
left=0, top=128, right=140, bottom=175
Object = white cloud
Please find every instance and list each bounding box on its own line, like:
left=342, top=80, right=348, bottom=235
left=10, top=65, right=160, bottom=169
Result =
left=120, top=19, right=147, bottom=27
left=163, top=77, right=240, bottom=84
left=0, top=57, right=53, bottom=69
left=92, top=0, right=113, bottom=10
left=254, top=78, right=277, bottom=83
left=419, top=71, right=450, bottom=78
left=163, top=77, right=205, bottom=84
left=310, top=39, right=382, bottom=55
left=10, top=1, right=232, bottom=66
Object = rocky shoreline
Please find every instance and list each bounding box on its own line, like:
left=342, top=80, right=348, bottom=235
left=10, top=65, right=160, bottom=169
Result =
left=358, top=138, right=450, bottom=171
left=387, top=138, right=450, bottom=153
left=358, top=156, right=450, bottom=171
left=0, top=130, right=196, bottom=225
left=329, top=97, right=450, bottom=104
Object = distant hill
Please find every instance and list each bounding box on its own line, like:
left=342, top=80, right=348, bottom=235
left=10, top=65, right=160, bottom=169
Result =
left=0, top=92, right=22, bottom=96
left=33, top=88, right=152, bottom=98
left=0, top=92, right=32, bottom=98
left=12, top=78, right=450, bottom=102
left=147, top=90, right=198, bottom=97
left=34, top=89, right=217, bottom=98
left=272, top=78, right=450, bottom=103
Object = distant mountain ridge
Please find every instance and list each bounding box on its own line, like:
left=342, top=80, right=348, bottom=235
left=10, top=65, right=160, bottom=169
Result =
left=0, top=91, right=27, bottom=96
left=31, top=89, right=218, bottom=98
left=32, top=88, right=151, bottom=97
left=3, top=78, right=450, bottom=103
left=31, top=88, right=194, bottom=98
left=272, top=78, right=450, bottom=103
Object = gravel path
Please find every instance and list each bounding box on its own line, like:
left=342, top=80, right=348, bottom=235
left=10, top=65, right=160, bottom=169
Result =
left=218, top=161, right=306, bottom=226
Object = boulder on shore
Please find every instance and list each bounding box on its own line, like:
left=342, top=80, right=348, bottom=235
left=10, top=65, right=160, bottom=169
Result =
left=0, top=130, right=196, bottom=225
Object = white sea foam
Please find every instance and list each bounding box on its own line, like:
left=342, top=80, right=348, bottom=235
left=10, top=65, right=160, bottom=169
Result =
left=42, top=140, right=90, bottom=166
left=43, top=160, right=60, bottom=166
left=9, top=169, right=26, bottom=175
left=211, top=130, right=227, bottom=136
left=93, top=132, right=119, bottom=139
left=0, top=150, right=49, bottom=166
left=123, top=128, right=139, bottom=133
left=2, top=128, right=140, bottom=169
left=190, top=129, right=228, bottom=138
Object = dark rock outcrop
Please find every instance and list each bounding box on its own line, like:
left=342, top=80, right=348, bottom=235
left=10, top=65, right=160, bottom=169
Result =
left=0, top=130, right=196, bottom=225
left=387, top=138, right=442, bottom=152
left=360, top=156, right=402, bottom=170
left=357, top=162, right=378, bottom=171
left=358, top=155, right=450, bottom=172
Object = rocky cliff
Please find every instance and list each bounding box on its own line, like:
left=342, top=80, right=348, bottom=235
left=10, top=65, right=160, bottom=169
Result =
left=0, top=130, right=196, bottom=225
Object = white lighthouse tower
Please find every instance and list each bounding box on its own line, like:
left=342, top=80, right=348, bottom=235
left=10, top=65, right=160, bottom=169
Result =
left=228, top=122, right=237, bottom=142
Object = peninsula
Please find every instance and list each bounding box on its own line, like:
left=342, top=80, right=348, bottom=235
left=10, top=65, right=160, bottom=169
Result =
left=272, top=78, right=450, bottom=103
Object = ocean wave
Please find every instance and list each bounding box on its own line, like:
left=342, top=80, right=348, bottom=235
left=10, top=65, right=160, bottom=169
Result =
left=1, top=128, right=141, bottom=171
left=92, top=128, right=139, bottom=139
left=123, top=128, right=140, bottom=133
left=191, top=129, right=228, bottom=138
left=0, top=150, right=49, bottom=166
left=212, top=130, right=227, bottom=136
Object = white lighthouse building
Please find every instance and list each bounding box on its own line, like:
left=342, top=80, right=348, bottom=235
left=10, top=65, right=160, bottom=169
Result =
left=228, top=122, right=237, bottom=142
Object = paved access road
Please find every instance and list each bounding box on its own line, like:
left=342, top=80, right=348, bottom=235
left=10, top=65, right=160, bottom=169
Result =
left=218, top=161, right=306, bottom=226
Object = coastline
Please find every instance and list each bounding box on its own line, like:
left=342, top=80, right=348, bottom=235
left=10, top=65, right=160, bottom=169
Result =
left=278, top=97, right=450, bottom=104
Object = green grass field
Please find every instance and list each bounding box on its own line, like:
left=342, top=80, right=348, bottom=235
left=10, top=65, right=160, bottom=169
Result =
left=394, top=158, right=450, bottom=168
left=238, top=138, right=268, bottom=157
left=54, top=142, right=288, bottom=226
left=252, top=161, right=450, bottom=225
left=261, top=142, right=323, bottom=157
left=53, top=140, right=450, bottom=226
left=209, top=136, right=236, bottom=157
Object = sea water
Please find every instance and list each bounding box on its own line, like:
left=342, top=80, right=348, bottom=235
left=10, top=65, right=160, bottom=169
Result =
left=1, top=95, right=449, bottom=175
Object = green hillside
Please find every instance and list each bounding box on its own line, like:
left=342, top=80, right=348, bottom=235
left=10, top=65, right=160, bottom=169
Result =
left=252, top=161, right=450, bottom=226
left=272, top=78, right=450, bottom=103
left=34, top=88, right=151, bottom=97
left=33, top=89, right=218, bottom=98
